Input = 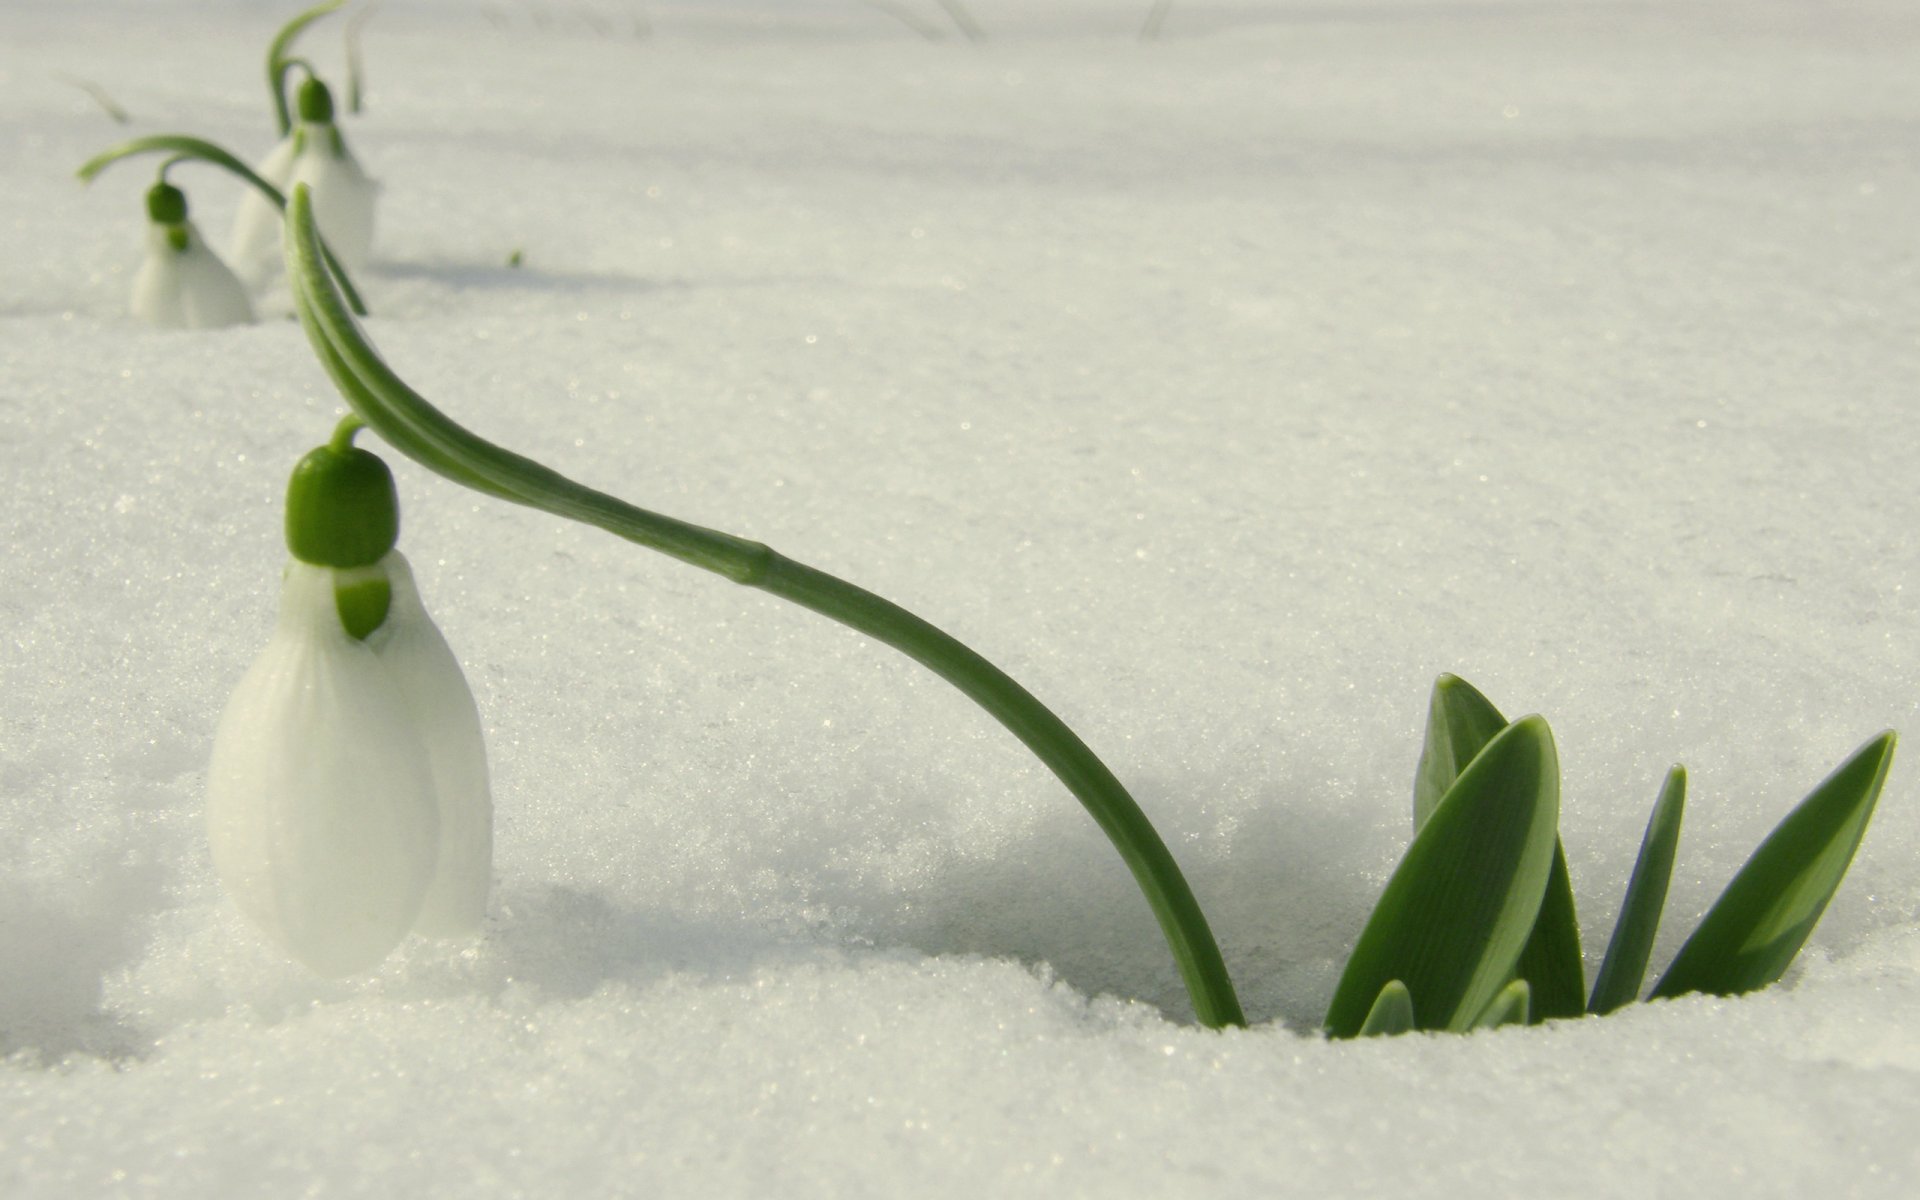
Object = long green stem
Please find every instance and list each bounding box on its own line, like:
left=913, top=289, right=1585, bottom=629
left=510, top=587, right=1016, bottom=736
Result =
left=268, top=1, right=349, bottom=136
left=283, top=185, right=1245, bottom=1028
left=761, top=559, right=1241, bottom=1027
left=78, top=134, right=369, bottom=317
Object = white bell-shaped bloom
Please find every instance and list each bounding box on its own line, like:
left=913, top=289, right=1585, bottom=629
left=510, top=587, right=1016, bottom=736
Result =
left=207, top=559, right=439, bottom=974
left=365, top=553, right=494, bottom=937
left=229, top=113, right=378, bottom=287
left=207, top=550, right=491, bottom=974
left=130, top=220, right=255, bottom=330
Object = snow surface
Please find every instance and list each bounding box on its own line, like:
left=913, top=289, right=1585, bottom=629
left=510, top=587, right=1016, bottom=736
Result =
left=4, top=0, right=1920, bottom=1193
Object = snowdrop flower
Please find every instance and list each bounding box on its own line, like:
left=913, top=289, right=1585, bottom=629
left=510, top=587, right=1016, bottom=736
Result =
left=229, top=76, right=378, bottom=287
left=207, top=428, right=491, bottom=975
left=130, top=182, right=254, bottom=330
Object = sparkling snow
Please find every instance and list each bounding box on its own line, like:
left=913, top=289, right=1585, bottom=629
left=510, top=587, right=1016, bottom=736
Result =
left=3, top=0, right=1918, bottom=1194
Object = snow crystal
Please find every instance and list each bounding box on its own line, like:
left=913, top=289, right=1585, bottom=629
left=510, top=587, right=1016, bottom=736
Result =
left=3, top=1, right=1917, bottom=1195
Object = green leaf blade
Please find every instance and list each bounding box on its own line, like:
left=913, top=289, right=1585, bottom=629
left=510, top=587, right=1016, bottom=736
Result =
left=1411, top=674, right=1584, bottom=1021
left=1512, top=843, right=1585, bottom=1020
left=1588, top=765, right=1686, bottom=1014
left=1651, top=733, right=1894, bottom=1001
left=1327, top=715, right=1562, bottom=1037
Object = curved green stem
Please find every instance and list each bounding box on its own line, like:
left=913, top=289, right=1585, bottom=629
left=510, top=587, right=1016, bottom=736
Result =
left=268, top=1, right=348, bottom=136
left=282, top=184, right=1245, bottom=1028
left=328, top=413, right=367, bottom=453
left=78, top=134, right=368, bottom=317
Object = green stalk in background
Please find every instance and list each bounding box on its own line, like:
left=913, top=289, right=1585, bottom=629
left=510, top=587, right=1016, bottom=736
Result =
left=281, top=185, right=1245, bottom=1029
left=268, top=1, right=349, bottom=136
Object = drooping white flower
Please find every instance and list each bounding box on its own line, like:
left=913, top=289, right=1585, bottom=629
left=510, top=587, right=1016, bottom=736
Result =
left=207, top=558, right=441, bottom=975
left=207, top=435, right=491, bottom=974
left=129, top=184, right=254, bottom=330
left=229, top=77, right=378, bottom=287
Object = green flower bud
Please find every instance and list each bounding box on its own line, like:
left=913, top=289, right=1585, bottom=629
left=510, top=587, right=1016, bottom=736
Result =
left=284, top=428, right=400, bottom=640
left=285, top=435, right=399, bottom=570
left=297, top=76, right=336, bottom=125
left=146, top=181, right=188, bottom=225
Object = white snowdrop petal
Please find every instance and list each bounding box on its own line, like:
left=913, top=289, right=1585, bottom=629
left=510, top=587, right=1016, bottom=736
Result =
left=367, top=552, right=493, bottom=937
left=227, top=136, right=299, bottom=287
left=177, top=226, right=255, bottom=328
left=206, top=561, right=440, bottom=976
left=132, top=223, right=256, bottom=330
left=129, top=226, right=189, bottom=328
left=299, top=137, right=378, bottom=273
left=229, top=127, right=378, bottom=286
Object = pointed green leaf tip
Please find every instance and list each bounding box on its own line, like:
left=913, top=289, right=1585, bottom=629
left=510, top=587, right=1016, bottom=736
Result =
left=1651, top=732, right=1895, bottom=1001
left=1411, top=675, right=1585, bottom=1020
left=1326, top=715, right=1561, bottom=1037
left=285, top=424, right=399, bottom=571
left=1588, top=766, right=1685, bottom=1014
left=1413, top=674, right=1507, bottom=830
left=1473, top=979, right=1531, bottom=1030
left=1356, top=980, right=1415, bottom=1037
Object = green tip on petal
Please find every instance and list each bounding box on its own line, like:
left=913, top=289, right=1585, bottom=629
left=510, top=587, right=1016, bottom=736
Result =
left=331, top=563, right=392, bottom=641
left=146, top=181, right=187, bottom=225
left=297, top=76, right=335, bottom=125
left=285, top=432, right=400, bottom=570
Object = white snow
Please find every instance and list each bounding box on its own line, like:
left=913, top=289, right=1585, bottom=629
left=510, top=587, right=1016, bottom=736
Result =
left=4, top=0, right=1919, bottom=1194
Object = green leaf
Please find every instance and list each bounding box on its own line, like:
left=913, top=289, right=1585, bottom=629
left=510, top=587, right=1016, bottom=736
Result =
left=1412, top=674, right=1584, bottom=1021
left=1326, top=715, right=1562, bottom=1037
left=1651, top=733, right=1895, bottom=1000
left=1356, top=980, right=1415, bottom=1037
left=1513, top=844, right=1585, bottom=1020
left=1413, top=674, right=1509, bottom=830
left=1473, top=979, right=1531, bottom=1029
left=1588, top=766, right=1686, bottom=1014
